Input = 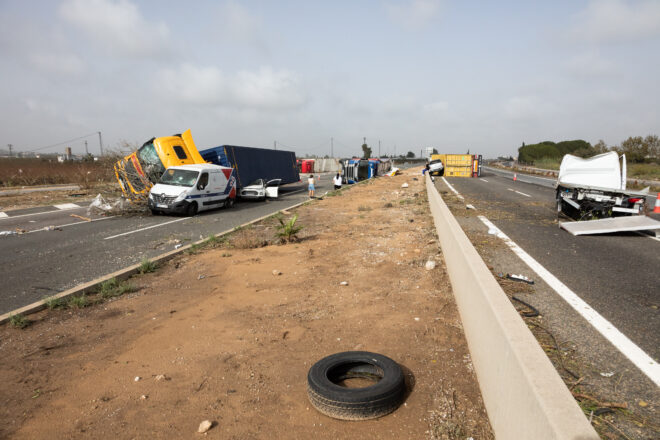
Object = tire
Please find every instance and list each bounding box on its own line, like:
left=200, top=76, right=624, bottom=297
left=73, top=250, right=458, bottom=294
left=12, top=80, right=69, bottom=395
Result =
left=307, top=351, right=406, bottom=421
left=150, top=209, right=159, bottom=216
left=186, top=201, right=198, bottom=216
left=224, top=198, right=235, bottom=209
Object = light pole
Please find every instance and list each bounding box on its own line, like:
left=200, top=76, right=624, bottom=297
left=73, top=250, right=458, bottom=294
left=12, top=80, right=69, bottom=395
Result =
left=98, top=132, right=104, bottom=156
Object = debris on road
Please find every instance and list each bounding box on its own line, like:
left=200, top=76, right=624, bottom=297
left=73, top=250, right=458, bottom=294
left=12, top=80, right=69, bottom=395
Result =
left=506, top=274, right=534, bottom=285
left=70, top=214, right=92, bottom=222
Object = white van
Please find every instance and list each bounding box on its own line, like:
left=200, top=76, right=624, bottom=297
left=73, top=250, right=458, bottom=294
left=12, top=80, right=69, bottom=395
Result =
left=148, top=164, right=236, bottom=216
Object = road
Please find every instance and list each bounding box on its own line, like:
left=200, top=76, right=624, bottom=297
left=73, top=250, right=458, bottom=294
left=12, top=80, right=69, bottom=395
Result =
left=435, top=168, right=659, bottom=388
left=0, top=176, right=336, bottom=314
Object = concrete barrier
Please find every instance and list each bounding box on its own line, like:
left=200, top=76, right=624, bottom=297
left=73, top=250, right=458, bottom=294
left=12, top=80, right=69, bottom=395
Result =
left=425, top=175, right=598, bottom=439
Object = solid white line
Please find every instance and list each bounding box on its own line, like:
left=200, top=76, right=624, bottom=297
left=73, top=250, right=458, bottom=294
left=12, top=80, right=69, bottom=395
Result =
left=477, top=215, right=660, bottom=386
left=441, top=177, right=464, bottom=200
left=27, top=216, right=116, bottom=234
left=104, top=217, right=190, bottom=240
left=54, top=203, right=81, bottom=210
left=0, top=206, right=86, bottom=220
left=515, top=190, right=532, bottom=198
left=508, top=188, right=514, bottom=192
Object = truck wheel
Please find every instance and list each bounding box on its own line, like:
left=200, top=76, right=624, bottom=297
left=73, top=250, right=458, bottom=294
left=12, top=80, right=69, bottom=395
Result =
left=186, top=202, right=198, bottom=216
left=150, top=209, right=159, bottom=216
left=307, top=351, right=406, bottom=420
left=225, top=198, right=235, bottom=209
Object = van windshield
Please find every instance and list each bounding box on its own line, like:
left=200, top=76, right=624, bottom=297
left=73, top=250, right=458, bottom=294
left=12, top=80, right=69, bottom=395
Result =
left=159, top=169, right=199, bottom=187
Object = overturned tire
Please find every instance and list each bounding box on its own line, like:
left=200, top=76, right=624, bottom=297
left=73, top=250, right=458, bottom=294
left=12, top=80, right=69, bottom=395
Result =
left=307, top=351, right=406, bottom=421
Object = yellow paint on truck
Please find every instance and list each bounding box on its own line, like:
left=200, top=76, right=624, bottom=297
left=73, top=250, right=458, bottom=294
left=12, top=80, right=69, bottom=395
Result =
left=114, top=129, right=208, bottom=198
left=434, top=154, right=473, bottom=177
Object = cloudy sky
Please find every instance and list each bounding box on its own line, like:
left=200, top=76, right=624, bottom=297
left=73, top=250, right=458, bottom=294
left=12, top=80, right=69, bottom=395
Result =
left=1, top=0, right=659, bottom=158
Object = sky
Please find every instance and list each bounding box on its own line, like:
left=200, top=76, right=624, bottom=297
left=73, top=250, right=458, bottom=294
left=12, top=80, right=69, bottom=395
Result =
left=1, top=0, right=659, bottom=159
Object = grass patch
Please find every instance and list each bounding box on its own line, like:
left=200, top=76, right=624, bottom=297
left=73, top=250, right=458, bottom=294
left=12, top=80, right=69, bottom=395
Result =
left=384, top=202, right=393, bottom=208
left=68, top=294, right=88, bottom=309
left=9, top=313, right=31, bottom=329
left=99, top=278, right=134, bottom=299
left=357, top=205, right=371, bottom=212
left=138, top=258, right=158, bottom=274
left=44, top=295, right=66, bottom=310
left=186, top=243, right=201, bottom=254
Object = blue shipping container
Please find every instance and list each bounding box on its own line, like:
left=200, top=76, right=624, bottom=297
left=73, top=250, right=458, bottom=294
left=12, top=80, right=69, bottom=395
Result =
left=200, top=145, right=300, bottom=189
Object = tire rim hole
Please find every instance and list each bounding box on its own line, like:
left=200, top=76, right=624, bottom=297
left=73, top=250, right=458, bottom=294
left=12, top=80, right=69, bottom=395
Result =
left=327, top=362, right=384, bottom=389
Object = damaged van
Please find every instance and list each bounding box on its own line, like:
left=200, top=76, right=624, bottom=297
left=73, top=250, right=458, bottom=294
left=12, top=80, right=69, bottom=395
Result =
left=148, top=164, right=236, bottom=216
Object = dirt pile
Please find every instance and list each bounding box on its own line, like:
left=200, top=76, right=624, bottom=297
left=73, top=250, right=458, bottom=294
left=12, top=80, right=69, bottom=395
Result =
left=0, top=169, right=492, bottom=439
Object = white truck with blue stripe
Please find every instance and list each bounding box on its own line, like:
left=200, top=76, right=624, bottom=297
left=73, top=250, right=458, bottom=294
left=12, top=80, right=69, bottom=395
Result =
left=148, top=164, right=236, bottom=216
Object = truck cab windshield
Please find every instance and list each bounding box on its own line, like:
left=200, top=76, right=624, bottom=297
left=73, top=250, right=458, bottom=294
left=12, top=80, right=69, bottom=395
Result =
left=138, top=143, right=166, bottom=180
left=159, top=169, right=199, bottom=187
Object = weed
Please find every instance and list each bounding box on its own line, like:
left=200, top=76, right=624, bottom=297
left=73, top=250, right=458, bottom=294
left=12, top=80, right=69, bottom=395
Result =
left=384, top=202, right=393, bottom=208
left=326, top=190, right=342, bottom=197
left=357, top=205, right=371, bottom=212
left=44, top=295, right=66, bottom=310
left=138, top=258, right=157, bottom=274
left=100, top=278, right=134, bottom=298
left=69, top=294, right=88, bottom=308
left=9, top=313, right=30, bottom=329
left=275, top=213, right=303, bottom=243
left=221, top=252, right=232, bottom=257
left=187, top=243, right=201, bottom=254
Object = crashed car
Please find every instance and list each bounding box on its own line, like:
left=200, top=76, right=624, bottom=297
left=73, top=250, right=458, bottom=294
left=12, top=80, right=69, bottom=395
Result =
left=239, top=178, right=282, bottom=201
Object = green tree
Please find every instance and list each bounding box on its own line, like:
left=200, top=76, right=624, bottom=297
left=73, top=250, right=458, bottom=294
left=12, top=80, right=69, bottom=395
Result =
left=406, top=151, right=415, bottom=158
left=619, top=136, right=647, bottom=163
left=361, top=143, right=372, bottom=159
left=432, top=148, right=438, bottom=154
left=593, top=140, right=609, bottom=154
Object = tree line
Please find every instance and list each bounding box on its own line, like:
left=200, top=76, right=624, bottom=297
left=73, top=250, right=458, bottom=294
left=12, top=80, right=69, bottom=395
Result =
left=518, top=135, right=659, bottom=164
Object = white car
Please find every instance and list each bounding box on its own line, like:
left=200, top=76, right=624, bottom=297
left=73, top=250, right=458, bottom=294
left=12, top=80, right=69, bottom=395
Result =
left=428, top=159, right=444, bottom=176
left=239, top=179, right=282, bottom=200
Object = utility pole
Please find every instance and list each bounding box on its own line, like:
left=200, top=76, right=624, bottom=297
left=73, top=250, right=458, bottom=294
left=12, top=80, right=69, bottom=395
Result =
left=84, top=140, right=89, bottom=156
left=331, top=137, right=333, bottom=158
left=378, top=140, right=381, bottom=158
left=7, top=144, right=12, bottom=157
left=97, top=131, right=104, bottom=156
left=274, top=141, right=277, bottom=150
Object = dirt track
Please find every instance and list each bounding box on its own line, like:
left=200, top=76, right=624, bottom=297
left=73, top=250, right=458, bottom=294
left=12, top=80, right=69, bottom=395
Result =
left=0, top=169, right=492, bottom=439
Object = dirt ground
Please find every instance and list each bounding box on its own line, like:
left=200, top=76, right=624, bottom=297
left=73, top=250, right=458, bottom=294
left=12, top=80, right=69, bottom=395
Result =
left=0, top=169, right=493, bottom=439
left=0, top=184, right=121, bottom=212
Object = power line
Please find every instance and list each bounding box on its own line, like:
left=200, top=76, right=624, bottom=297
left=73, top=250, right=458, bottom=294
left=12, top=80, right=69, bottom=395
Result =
left=23, top=131, right=101, bottom=153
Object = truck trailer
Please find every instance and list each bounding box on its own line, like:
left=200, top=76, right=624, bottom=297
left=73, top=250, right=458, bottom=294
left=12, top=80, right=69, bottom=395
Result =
left=200, top=145, right=299, bottom=190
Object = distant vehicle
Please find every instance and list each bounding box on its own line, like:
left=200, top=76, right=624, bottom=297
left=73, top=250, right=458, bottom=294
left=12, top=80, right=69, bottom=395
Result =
left=240, top=178, right=282, bottom=200
left=556, top=152, right=647, bottom=219
left=200, top=145, right=299, bottom=193
left=114, top=129, right=207, bottom=198
left=148, top=164, right=236, bottom=216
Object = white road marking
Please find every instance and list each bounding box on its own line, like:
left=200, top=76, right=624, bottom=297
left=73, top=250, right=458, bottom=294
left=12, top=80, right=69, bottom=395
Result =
left=508, top=188, right=514, bottom=191
left=0, top=206, right=86, bottom=220
left=441, top=177, right=464, bottom=200
left=27, top=216, right=116, bottom=234
left=481, top=179, right=489, bottom=182
left=54, top=203, right=81, bottom=210
left=478, top=215, right=660, bottom=386
left=515, top=190, right=532, bottom=198
left=104, top=217, right=191, bottom=240
left=635, top=231, right=660, bottom=242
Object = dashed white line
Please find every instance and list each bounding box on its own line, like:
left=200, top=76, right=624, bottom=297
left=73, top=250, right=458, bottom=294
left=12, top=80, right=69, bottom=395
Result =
left=0, top=206, right=86, bottom=220
left=481, top=179, right=489, bottom=182
left=104, top=217, right=191, bottom=240
left=478, top=215, right=660, bottom=386
left=515, top=190, right=532, bottom=197
left=54, top=203, right=81, bottom=210
left=27, top=216, right=116, bottom=234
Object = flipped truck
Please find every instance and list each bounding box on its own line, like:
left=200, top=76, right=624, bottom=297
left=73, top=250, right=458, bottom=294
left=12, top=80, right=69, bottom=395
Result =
left=199, top=145, right=299, bottom=198
left=115, top=129, right=206, bottom=199
left=556, top=152, right=648, bottom=220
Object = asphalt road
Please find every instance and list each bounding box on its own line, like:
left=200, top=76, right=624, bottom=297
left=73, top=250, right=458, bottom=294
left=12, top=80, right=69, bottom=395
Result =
left=437, top=169, right=659, bottom=361
left=0, top=176, right=336, bottom=314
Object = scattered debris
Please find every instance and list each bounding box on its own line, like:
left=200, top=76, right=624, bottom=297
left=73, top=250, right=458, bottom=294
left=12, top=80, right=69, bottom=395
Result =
left=401, top=183, right=409, bottom=188
left=340, top=281, right=349, bottom=286
left=134, top=376, right=141, bottom=382
left=0, top=231, right=17, bottom=237
left=506, top=273, right=534, bottom=284
left=198, top=420, right=213, bottom=433
left=70, top=214, right=92, bottom=222
left=599, top=372, right=614, bottom=378
left=154, top=374, right=169, bottom=381
left=425, top=260, right=436, bottom=270
left=140, top=395, right=148, bottom=400
left=197, top=274, right=206, bottom=280
left=174, top=244, right=182, bottom=249
left=272, top=270, right=282, bottom=276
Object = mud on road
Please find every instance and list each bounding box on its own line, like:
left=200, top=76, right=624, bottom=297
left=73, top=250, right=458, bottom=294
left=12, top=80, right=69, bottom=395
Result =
left=0, top=169, right=492, bottom=439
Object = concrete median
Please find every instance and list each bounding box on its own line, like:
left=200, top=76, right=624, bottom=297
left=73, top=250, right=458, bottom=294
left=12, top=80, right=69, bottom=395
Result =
left=425, top=174, right=598, bottom=439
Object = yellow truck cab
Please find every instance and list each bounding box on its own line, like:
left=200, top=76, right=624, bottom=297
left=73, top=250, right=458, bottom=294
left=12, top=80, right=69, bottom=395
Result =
left=114, top=129, right=207, bottom=197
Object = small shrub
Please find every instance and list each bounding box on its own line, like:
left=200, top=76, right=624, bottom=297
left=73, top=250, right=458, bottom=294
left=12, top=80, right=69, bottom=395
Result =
left=100, top=278, right=134, bottom=298
left=44, top=296, right=66, bottom=310
left=221, top=252, right=232, bottom=257
left=9, top=313, right=30, bottom=329
left=357, top=205, right=371, bottom=212
left=187, top=243, right=201, bottom=254
left=69, top=294, right=88, bottom=309
left=138, top=258, right=158, bottom=274
left=275, top=213, right=303, bottom=243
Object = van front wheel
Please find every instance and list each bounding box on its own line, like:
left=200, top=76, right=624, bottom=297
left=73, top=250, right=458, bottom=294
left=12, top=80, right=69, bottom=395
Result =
left=186, top=201, right=198, bottom=216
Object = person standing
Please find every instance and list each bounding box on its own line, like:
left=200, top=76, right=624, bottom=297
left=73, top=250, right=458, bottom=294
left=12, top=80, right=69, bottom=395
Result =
left=308, top=174, right=315, bottom=198
left=333, top=173, right=342, bottom=190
